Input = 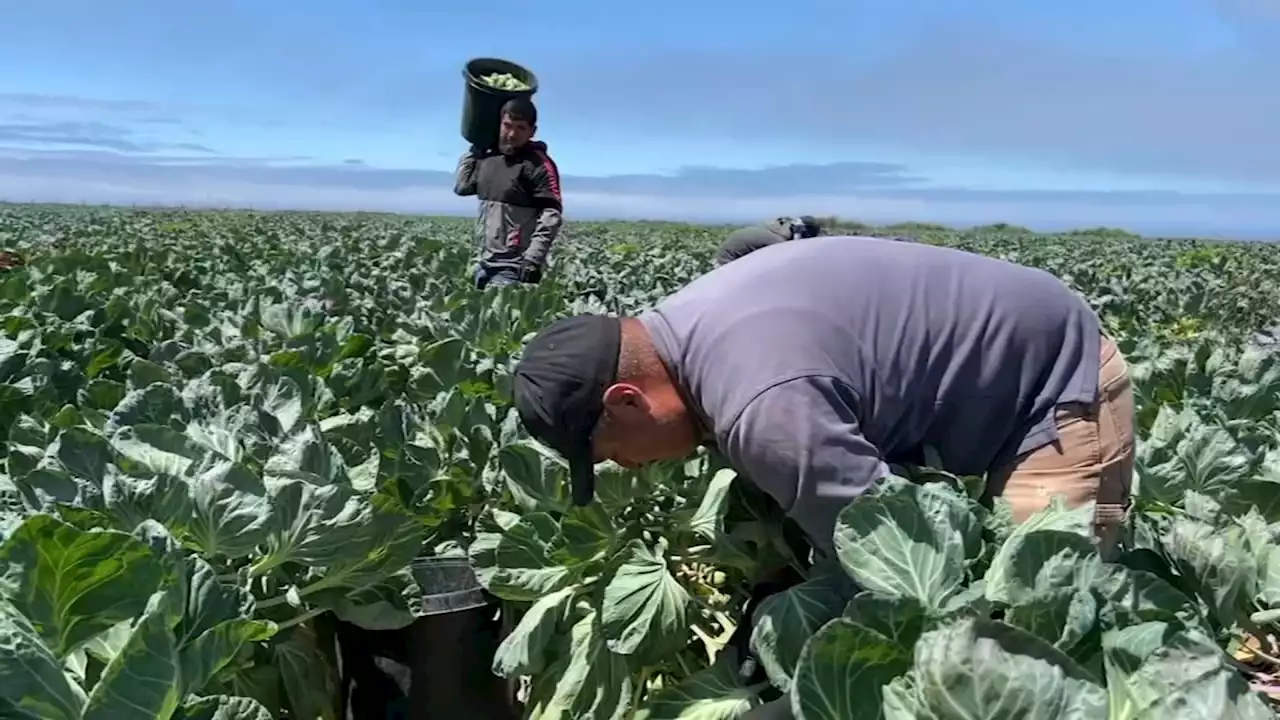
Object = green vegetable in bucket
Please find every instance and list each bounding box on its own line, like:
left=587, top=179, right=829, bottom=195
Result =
left=479, top=72, right=530, bottom=91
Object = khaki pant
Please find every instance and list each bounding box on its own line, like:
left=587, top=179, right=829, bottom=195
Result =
left=986, top=334, right=1136, bottom=557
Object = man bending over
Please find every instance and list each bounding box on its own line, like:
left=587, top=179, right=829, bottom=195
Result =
left=712, top=215, right=821, bottom=267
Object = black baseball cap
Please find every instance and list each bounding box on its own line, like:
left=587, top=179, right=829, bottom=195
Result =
left=512, top=315, right=622, bottom=507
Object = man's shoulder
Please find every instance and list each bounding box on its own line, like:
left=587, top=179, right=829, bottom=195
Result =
left=520, top=143, right=557, bottom=167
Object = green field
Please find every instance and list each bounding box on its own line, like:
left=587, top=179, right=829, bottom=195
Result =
left=3, top=203, right=1280, bottom=718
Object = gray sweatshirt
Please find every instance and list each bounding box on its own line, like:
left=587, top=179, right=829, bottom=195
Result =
left=639, top=236, right=1101, bottom=553
left=711, top=218, right=797, bottom=267
left=453, top=141, right=564, bottom=273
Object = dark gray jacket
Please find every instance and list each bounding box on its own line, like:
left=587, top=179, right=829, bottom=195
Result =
left=640, top=235, right=1101, bottom=553
left=453, top=141, right=564, bottom=274
left=713, top=217, right=803, bottom=267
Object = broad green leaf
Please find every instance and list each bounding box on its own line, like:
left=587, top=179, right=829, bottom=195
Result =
left=1159, top=516, right=1256, bottom=629
left=109, top=423, right=205, bottom=478
left=688, top=468, right=737, bottom=541
left=259, top=300, right=324, bottom=340
left=76, top=620, right=133, bottom=672
left=750, top=572, right=848, bottom=691
left=636, top=658, right=764, bottom=720
left=214, top=662, right=283, bottom=718
left=1135, top=407, right=1253, bottom=506
left=493, top=587, right=577, bottom=677
left=555, top=503, right=614, bottom=565
left=840, top=593, right=927, bottom=649
left=273, top=623, right=339, bottom=720
left=253, top=479, right=372, bottom=575
left=82, top=600, right=182, bottom=720
left=172, top=694, right=275, bottom=720
left=527, top=611, right=634, bottom=720
left=499, top=441, right=569, bottom=513
left=1089, top=564, right=1204, bottom=629
left=984, top=500, right=1097, bottom=606
left=264, top=424, right=349, bottom=486
left=602, top=540, right=691, bottom=660
left=257, top=375, right=304, bottom=437
left=412, top=336, right=468, bottom=395
left=0, top=600, right=87, bottom=720
left=1004, top=588, right=1099, bottom=663
left=473, top=512, right=574, bottom=602
left=985, top=528, right=1103, bottom=606
left=1103, top=622, right=1273, bottom=718
left=911, top=617, right=1107, bottom=718
left=1252, top=539, right=1280, bottom=609
left=377, top=441, right=445, bottom=515
left=312, top=567, right=422, bottom=631
left=790, top=617, right=914, bottom=720
left=881, top=672, right=924, bottom=720
left=42, top=427, right=112, bottom=487
left=79, top=379, right=126, bottom=413
left=305, top=504, right=425, bottom=592
left=1236, top=459, right=1280, bottom=523
left=176, top=560, right=276, bottom=695
left=594, top=463, right=655, bottom=519
left=103, top=465, right=193, bottom=536
left=15, top=468, right=100, bottom=513
left=833, top=475, right=980, bottom=609
left=184, top=461, right=271, bottom=560
left=0, top=514, right=169, bottom=658
left=128, top=360, right=174, bottom=390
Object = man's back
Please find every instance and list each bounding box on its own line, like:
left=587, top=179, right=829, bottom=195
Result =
left=641, top=235, right=1101, bottom=476
left=712, top=220, right=792, bottom=267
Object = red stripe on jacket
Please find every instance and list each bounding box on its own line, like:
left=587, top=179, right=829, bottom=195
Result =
left=532, top=149, right=562, bottom=203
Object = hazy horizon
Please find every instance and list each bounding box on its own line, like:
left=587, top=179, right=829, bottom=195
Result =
left=5, top=199, right=1272, bottom=244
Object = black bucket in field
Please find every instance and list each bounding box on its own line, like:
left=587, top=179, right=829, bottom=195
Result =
left=330, top=556, right=516, bottom=719
left=461, top=57, right=538, bottom=150
left=411, top=555, right=490, bottom=616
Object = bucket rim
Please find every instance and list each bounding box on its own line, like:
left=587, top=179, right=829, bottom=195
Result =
left=463, top=57, right=539, bottom=93
left=411, top=556, right=475, bottom=568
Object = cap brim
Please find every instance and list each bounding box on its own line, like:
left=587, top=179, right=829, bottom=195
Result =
left=569, top=452, right=596, bottom=507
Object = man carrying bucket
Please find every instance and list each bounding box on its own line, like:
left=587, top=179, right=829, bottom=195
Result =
left=454, top=97, right=564, bottom=290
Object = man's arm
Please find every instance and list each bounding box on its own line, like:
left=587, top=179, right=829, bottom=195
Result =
left=722, top=375, right=889, bottom=556
left=522, top=149, right=564, bottom=268
left=453, top=147, right=483, bottom=197
left=711, top=237, right=742, bottom=267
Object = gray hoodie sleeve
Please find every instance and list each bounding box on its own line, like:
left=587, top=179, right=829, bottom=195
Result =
left=713, top=226, right=787, bottom=267
left=453, top=149, right=480, bottom=197
left=521, top=148, right=564, bottom=267
left=722, top=374, right=889, bottom=555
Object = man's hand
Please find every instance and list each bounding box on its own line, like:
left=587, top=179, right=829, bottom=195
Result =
left=518, top=261, right=543, bottom=284
left=727, top=564, right=807, bottom=685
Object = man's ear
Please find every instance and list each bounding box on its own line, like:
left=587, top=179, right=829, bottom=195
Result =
left=602, top=383, right=650, bottom=416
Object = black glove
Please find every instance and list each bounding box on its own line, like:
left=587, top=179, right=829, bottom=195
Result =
left=469, top=143, right=493, bottom=158
left=728, top=564, right=807, bottom=686
left=518, top=261, right=543, bottom=284
left=726, top=603, right=765, bottom=685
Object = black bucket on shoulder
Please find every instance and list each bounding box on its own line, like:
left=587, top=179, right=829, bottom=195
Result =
left=460, top=57, right=539, bottom=150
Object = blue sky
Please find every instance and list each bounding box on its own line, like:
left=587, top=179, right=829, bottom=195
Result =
left=2, top=0, right=1280, bottom=237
